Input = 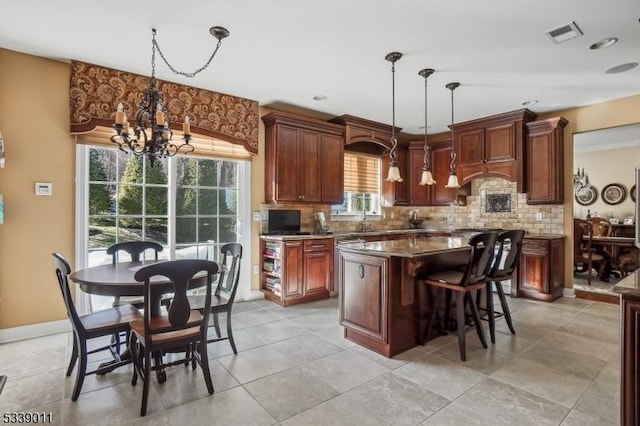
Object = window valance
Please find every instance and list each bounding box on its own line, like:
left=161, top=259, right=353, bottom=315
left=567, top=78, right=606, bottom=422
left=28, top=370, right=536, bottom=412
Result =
left=68, top=60, right=259, bottom=156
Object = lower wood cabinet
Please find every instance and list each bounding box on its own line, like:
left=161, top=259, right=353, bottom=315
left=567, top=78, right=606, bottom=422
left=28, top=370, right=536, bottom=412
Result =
left=517, top=236, right=565, bottom=301
left=619, top=294, right=640, bottom=426
left=260, top=237, right=332, bottom=306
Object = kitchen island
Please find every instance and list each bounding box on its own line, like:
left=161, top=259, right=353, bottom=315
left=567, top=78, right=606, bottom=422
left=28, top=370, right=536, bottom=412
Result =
left=613, top=271, right=640, bottom=426
left=337, top=236, right=473, bottom=357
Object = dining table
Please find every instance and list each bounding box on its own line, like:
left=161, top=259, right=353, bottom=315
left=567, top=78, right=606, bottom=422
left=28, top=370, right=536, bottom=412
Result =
left=69, top=259, right=212, bottom=381
left=585, top=235, right=636, bottom=280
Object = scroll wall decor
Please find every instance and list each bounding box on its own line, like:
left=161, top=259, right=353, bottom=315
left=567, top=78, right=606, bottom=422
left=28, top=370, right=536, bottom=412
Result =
left=68, top=60, right=259, bottom=155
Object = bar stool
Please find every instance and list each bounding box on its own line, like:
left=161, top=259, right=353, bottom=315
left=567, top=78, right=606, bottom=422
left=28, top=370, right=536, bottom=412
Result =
left=483, top=229, right=524, bottom=343
left=418, top=232, right=498, bottom=361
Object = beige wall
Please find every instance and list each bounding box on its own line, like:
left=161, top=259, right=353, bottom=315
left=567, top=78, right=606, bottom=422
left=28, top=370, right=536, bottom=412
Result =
left=1, top=45, right=640, bottom=330
left=0, top=49, right=75, bottom=328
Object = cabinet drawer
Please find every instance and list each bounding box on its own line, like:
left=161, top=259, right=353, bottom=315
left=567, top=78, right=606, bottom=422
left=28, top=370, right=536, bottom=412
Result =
left=304, top=239, right=331, bottom=252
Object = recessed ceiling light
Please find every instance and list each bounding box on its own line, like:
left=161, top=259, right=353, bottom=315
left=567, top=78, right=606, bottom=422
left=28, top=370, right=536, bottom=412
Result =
left=313, top=95, right=328, bottom=101
left=522, top=99, right=538, bottom=106
left=590, top=37, right=618, bottom=50
left=605, top=62, right=639, bottom=74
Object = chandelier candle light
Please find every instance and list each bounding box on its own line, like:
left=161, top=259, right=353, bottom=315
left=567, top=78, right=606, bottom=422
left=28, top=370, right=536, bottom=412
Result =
left=444, top=82, right=461, bottom=188
left=111, top=26, right=229, bottom=167
left=418, top=68, right=435, bottom=186
left=385, top=51, right=403, bottom=182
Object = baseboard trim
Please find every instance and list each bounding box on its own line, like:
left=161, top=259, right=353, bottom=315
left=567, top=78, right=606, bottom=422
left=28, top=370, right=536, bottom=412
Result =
left=563, top=288, right=576, bottom=298
left=0, top=319, right=70, bottom=344
left=575, top=290, right=620, bottom=305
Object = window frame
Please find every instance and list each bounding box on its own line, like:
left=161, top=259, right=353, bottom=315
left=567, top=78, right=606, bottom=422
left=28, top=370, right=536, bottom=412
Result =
left=74, top=144, right=252, bottom=314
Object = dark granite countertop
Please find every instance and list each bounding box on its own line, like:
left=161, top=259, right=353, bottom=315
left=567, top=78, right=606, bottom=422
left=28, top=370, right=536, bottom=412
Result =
left=613, top=269, right=640, bottom=297
left=336, top=236, right=471, bottom=258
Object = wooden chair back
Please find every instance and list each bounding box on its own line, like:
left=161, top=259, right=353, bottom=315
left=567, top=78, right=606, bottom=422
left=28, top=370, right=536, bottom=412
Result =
left=52, top=253, right=84, bottom=334
left=574, top=218, right=593, bottom=258
left=107, top=241, right=163, bottom=264
left=461, top=232, right=498, bottom=286
left=588, top=217, right=613, bottom=237
left=215, top=243, right=243, bottom=303
left=489, top=230, right=526, bottom=279
left=133, top=259, right=219, bottom=345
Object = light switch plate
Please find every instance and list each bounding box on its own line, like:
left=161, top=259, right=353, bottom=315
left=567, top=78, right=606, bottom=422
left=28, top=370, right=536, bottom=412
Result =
left=35, top=182, right=52, bottom=196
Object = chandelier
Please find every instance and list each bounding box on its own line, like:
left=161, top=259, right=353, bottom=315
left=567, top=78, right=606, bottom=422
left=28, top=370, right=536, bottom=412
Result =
left=418, top=68, right=435, bottom=186
left=385, top=52, right=403, bottom=182
left=573, top=167, right=589, bottom=194
left=111, top=26, right=230, bottom=166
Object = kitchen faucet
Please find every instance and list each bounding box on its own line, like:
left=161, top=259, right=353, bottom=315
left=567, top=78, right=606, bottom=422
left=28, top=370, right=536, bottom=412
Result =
left=361, top=209, right=368, bottom=232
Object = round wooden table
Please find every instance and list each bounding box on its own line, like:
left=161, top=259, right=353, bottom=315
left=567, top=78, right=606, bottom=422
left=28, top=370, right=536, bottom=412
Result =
left=69, top=260, right=209, bottom=316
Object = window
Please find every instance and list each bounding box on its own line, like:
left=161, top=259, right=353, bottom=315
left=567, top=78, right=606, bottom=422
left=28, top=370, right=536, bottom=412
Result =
left=331, top=152, right=381, bottom=217
left=76, top=145, right=250, bottom=313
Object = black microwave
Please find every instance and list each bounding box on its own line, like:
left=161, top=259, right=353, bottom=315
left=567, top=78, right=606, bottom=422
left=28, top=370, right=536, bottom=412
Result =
left=267, top=209, right=301, bottom=235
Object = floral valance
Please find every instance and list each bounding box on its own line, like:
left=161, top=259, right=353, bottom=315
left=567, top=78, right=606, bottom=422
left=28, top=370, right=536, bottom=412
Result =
left=69, top=60, right=259, bottom=155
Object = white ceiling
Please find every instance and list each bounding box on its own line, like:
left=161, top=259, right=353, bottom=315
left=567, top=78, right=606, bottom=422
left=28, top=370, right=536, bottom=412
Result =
left=1, top=0, right=639, bottom=135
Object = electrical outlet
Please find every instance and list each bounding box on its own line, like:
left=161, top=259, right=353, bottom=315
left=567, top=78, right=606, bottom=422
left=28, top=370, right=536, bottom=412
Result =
left=535, top=212, right=543, bottom=221
left=253, top=264, right=259, bottom=274
left=252, top=211, right=262, bottom=222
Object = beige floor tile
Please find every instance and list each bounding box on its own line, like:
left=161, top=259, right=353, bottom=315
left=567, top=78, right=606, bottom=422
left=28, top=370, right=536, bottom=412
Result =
left=301, top=350, right=388, bottom=392
left=217, top=345, right=293, bottom=384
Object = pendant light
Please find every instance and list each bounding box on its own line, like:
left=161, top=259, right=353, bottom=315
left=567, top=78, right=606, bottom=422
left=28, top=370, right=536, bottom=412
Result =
left=385, top=52, right=403, bottom=182
left=418, top=68, right=435, bottom=186
left=444, top=82, right=461, bottom=188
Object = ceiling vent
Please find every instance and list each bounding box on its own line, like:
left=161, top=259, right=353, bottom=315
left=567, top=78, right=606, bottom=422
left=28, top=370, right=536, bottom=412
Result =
left=544, top=21, right=583, bottom=44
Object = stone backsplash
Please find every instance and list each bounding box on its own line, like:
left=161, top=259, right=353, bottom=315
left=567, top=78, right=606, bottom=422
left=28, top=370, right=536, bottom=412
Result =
left=261, top=177, right=564, bottom=235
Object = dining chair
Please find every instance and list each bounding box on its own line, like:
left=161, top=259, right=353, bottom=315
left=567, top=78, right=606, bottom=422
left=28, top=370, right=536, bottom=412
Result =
left=107, top=241, right=164, bottom=307
left=129, top=259, right=219, bottom=416
left=187, top=242, right=243, bottom=354
left=52, top=253, right=141, bottom=401
left=106, top=241, right=164, bottom=353
left=417, top=232, right=497, bottom=361
left=574, top=218, right=607, bottom=284
left=482, top=229, right=525, bottom=343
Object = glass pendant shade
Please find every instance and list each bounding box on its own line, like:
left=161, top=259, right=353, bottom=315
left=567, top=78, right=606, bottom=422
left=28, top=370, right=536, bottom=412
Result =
left=445, top=173, right=460, bottom=188
left=420, top=170, right=435, bottom=185
left=386, top=163, right=403, bottom=182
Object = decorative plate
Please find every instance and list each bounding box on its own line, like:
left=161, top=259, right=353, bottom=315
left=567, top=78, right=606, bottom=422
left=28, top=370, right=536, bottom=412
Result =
left=631, top=184, right=636, bottom=203
left=575, top=185, right=598, bottom=206
left=601, top=183, right=626, bottom=205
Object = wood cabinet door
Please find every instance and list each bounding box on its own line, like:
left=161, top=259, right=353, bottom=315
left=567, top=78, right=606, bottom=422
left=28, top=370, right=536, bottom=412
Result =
left=518, top=239, right=550, bottom=295
left=457, top=128, right=484, bottom=166
left=275, top=125, right=301, bottom=202
left=303, top=249, right=332, bottom=296
left=485, top=123, right=516, bottom=163
left=339, top=251, right=388, bottom=342
left=298, top=129, right=322, bottom=202
left=381, top=147, right=409, bottom=206
left=526, top=118, right=565, bottom=205
left=282, top=240, right=304, bottom=300
left=431, top=144, right=458, bottom=205
left=408, top=146, right=431, bottom=205
left=320, top=133, right=344, bottom=204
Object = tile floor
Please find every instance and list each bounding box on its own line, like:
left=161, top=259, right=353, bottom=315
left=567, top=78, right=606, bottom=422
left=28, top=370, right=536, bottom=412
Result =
left=0, top=295, right=620, bottom=425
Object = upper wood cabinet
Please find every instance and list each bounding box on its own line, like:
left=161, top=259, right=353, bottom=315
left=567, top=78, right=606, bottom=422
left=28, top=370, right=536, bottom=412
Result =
left=263, top=111, right=345, bottom=204
left=381, top=147, right=409, bottom=206
left=526, top=117, right=567, bottom=205
left=454, top=109, right=537, bottom=192
left=328, top=114, right=411, bottom=206
left=407, top=141, right=458, bottom=206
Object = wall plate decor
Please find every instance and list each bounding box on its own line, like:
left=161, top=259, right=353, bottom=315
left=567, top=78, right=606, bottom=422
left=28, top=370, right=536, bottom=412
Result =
left=575, top=185, right=598, bottom=206
left=631, top=184, right=636, bottom=203
left=601, top=183, right=626, bottom=205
